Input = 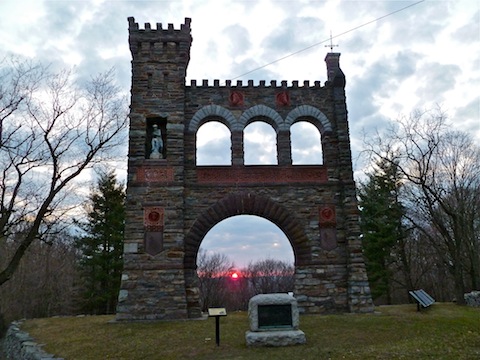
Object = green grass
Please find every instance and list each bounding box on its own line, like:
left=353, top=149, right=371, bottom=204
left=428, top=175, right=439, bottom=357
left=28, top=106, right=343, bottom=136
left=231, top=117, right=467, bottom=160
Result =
left=21, top=303, right=480, bottom=359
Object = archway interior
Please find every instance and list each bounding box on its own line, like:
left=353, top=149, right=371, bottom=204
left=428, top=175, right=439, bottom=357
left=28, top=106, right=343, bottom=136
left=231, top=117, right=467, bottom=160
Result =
left=197, top=215, right=294, bottom=269
left=196, top=121, right=231, bottom=165
left=291, top=121, right=323, bottom=164
left=195, top=120, right=323, bottom=166
left=243, top=122, right=277, bottom=165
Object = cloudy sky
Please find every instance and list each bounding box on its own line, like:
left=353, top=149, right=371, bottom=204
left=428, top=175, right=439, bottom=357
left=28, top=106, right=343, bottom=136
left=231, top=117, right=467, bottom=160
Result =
left=2, top=0, right=478, bottom=268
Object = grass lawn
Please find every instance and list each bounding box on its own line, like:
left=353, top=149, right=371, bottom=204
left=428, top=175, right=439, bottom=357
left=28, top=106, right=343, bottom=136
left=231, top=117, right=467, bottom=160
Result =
left=21, top=303, right=480, bottom=359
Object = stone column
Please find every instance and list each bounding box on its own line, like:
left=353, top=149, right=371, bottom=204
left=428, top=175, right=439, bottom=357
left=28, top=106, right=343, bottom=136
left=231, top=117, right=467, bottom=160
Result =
left=277, top=130, right=292, bottom=165
left=231, top=130, right=244, bottom=165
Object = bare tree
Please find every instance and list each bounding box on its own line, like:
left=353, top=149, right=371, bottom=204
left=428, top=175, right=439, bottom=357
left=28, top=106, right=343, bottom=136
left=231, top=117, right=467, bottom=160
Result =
left=0, top=56, right=128, bottom=286
left=0, top=228, right=81, bottom=323
left=243, top=258, right=294, bottom=295
left=196, top=250, right=235, bottom=311
left=364, top=108, right=480, bottom=304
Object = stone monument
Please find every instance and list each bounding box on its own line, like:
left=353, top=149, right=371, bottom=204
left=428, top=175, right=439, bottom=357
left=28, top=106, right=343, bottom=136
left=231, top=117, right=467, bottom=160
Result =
left=246, top=293, right=306, bottom=347
left=116, top=16, right=374, bottom=321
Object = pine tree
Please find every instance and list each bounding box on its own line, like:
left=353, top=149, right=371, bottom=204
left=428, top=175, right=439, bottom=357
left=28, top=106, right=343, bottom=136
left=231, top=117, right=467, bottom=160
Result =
left=76, top=170, right=125, bottom=314
left=358, top=157, right=406, bottom=303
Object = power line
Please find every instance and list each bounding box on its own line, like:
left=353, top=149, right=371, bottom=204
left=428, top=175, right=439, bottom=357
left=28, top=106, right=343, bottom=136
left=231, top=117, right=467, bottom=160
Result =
left=229, top=0, right=426, bottom=81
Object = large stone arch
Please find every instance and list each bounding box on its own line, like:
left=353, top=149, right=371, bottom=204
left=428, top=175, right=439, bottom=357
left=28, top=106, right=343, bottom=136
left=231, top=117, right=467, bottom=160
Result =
left=184, top=191, right=311, bottom=271
left=183, top=191, right=312, bottom=318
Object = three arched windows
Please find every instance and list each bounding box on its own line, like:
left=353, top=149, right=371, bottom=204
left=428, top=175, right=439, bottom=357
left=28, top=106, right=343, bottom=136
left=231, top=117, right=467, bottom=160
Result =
left=196, top=120, right=323, bottom=166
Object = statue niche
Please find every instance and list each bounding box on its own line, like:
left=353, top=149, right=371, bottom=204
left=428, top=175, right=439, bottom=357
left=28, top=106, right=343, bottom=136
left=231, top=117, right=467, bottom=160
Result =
left=147, top=118, right=166, bottom=159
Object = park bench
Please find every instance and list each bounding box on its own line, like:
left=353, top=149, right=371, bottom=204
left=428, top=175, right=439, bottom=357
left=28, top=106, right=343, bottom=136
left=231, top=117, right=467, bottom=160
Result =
left=409, top=289, right=435, bottom=311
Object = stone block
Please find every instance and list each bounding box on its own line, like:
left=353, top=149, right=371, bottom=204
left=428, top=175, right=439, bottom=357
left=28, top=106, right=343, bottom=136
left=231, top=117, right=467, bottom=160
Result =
left=245, top=330, right=306, bottom=347
left=124, top=243, right=138, bottom=253
left=118, top=290, right=128, bottom=302
left=464, top=291, right=480, bottom=307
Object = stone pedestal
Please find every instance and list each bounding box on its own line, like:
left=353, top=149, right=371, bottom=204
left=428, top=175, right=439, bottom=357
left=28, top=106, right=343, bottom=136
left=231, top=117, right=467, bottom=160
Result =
left=245, top=330, right=306, bottom=347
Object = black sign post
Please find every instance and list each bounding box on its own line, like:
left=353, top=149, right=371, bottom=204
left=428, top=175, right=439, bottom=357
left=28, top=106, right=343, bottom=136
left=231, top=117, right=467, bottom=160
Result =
left=208, top=308, right=227, bottom=346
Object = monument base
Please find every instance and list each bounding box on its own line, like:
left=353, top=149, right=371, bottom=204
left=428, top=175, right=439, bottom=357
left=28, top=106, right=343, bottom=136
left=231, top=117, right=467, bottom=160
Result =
left=245, top=330, right=306, bottom=347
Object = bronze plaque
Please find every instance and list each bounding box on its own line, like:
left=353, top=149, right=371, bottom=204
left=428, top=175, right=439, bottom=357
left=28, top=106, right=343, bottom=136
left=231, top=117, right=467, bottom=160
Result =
left=145, top=231, right=163, bottom=256
left=258, top=304, right=292, bottom=329
left=320, top=228, right=338, bottom=251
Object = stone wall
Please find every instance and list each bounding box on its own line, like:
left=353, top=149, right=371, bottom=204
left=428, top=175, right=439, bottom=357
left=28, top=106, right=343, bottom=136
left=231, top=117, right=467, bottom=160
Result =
left=3, top=321, right=62, bottom=360
left=116, top=17, right=374, bottom=321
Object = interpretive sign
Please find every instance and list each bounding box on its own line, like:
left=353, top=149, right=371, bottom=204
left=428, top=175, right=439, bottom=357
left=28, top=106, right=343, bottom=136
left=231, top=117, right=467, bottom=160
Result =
left=208, top=308, right=227, bottom=346
left=208, top=308, right=227, bottom=317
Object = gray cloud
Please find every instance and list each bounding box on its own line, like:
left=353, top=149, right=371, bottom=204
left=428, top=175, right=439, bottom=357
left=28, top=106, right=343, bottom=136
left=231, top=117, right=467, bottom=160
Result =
left=454, top=97, right=480, bottom=136
left=196, top=137, right=231, bottom=165
left=223, top=24, right=252, bottom=55
left=451, top=10, right=480, bottom=43
left=414, top=62, right=461, bottom=103
left=389, top=3, right=449, bottom=45
left=230, top=57, right=278, bottom=82
left=261, top=16, right=326, bottom=59
left=291, top=122, right=322, bottom=164
left=347, top=50, right=420, bottom=130
left=42, top=1, right=88, bottom=32
left=244, top=122, right=277, bottom=164
left=342, top=32, right=376, bottom=53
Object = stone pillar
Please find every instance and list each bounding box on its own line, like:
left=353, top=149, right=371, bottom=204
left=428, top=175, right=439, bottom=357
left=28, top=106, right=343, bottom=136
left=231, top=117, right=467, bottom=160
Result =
left=231, top=130, right=244, bottom=165
left=277, top=130, right=292, bottom=165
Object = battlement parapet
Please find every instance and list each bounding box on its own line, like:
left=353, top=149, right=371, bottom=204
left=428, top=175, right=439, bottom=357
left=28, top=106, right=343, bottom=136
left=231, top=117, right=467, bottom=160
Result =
left=188, top=79, right=323, bottom=89
left=128, top=17, right=191, bottom=33
left=128, top=17, right=192, bottom=59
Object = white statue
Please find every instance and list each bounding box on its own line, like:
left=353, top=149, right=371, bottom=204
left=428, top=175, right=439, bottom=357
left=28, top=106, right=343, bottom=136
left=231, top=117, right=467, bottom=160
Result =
left=150, top=124, right=163, bottom=159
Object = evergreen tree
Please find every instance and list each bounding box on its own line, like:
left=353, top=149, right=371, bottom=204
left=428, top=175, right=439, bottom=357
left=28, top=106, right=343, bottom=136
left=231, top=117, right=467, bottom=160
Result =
left=358, top=156, right=406, bottom=303
left=76, top=170, right=125, bottom=314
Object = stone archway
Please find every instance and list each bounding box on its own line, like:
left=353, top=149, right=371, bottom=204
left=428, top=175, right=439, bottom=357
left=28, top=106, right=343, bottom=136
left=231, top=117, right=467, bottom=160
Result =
left=184, top=191, right=311, bottom=268
left=183, top=191, right=310, bottom=317
left=116, top=17, right=374, bottom=322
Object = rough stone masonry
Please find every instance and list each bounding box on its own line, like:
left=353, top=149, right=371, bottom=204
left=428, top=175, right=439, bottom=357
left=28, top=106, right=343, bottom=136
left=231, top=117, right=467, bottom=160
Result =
left=115, top=17, right=374, bottom=321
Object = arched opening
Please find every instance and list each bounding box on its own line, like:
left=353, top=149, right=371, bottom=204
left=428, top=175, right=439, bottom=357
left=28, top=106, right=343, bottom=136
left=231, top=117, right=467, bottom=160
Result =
left=244, top=121, right=277, bottom=165
left=196, top=121, right=231, bottom=165
left=198, top=215, right=294, bottom=267
left=183, top=191, right=312, bottom=317
left=291, top=121, right=323, bottom=165
left=196, top=215, right=295, bottom=311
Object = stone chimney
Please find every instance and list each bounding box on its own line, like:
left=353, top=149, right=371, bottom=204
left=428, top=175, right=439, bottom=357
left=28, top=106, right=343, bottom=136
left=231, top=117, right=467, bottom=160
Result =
left=325, top=53, right=345, bottom=88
